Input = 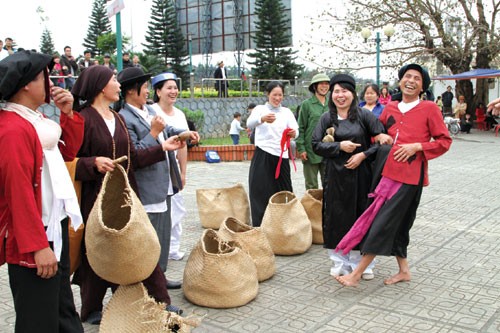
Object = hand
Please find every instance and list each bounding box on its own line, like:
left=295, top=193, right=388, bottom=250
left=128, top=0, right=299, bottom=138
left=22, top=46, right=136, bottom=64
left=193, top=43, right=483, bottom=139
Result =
left=95, top=156, right=116, bottom=173
left=299, top=152, right=308, bottom=161
left=162, top=135, right=185, bottom=151
left=340, top=140, right=361, bottom=153
left=487, top=98, right=500, bottom=116
left=374, top=133, right=393, bottom=145
left=34, top=247, right=58, bottom=279
left=261, top=113, right=276, bottom=123
left=286, top=129, right=296, bottom=138
left=150, top=116, right=166, bottom=137
left=393, top=143, right=422, bottom=162
left=344, top=152, right=366, bottom=169
left=51, top=86, right=74, bottom=117
left=188, top=131, right=200, bottom=144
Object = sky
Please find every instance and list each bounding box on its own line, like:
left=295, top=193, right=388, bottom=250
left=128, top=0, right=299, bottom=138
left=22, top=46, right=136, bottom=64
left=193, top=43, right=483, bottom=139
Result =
left=0, top=0, right=328, bottom=69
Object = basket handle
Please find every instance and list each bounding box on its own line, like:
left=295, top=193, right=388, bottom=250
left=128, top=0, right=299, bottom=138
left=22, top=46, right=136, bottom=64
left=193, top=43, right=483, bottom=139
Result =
left=112, top=156, right=128, bottom=165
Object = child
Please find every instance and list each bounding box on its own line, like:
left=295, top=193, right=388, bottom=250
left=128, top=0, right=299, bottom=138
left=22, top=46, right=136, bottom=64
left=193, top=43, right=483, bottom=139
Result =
left=230, top=112, right=245, bottom=145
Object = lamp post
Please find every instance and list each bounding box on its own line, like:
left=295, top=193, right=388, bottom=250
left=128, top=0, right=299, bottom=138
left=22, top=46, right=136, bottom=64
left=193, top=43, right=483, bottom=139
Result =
left=187, top=33, right=193, bottom=74
left=360, top=24, right=395, bottom=86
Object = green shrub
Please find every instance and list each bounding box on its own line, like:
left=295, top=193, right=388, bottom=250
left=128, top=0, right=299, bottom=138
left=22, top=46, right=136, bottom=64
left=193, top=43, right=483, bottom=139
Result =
left=179, top=107, right=204, bottom=132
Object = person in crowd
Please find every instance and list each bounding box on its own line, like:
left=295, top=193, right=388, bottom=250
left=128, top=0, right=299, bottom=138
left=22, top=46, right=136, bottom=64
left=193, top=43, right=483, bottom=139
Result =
left=488, top=97, right=500, bottom=116
left=435, top=96, right=443, bottom=115
left=0, top=50, right=84, bottom=333
left=485, top=104, right=499, bottom=129
left=60, top=46, right=79, bottom=91
left=229, top=112, right=245, bottom=145
left=151, top=72, right=199, bottom=264
left=381, top=81, right=393, bottom=95
left=71, top=66, right=185, bottom=324
left=77, top=50, right=93, bottom=72
left=359, top=83, right=384, bottom=118
left=474, top=102, right=487, bottom=129
left=0, top=40, right=8, bottom=60
left=379, top=86, right=392, bottom=105
left=296, top=73, right=330, bottom=190
left=50, top=54, right=66, bottom=89
left=132, top=55, right=141, bottom=68
left=311, top=74, right=384, bottom=279
left=118, top=67, right=199, bottom=283
left=460, top=113, right=473, bottom=133
left=102, top=53, right=116, bottom=73
left=246, top=81, right=299, bottom=226
left=335, top=64, right=451, bottom=287
left=214, top=60, right=228, bottom=98
left=454, top=95, right=467, bottom=119
left=3, top=37, right=17, bottom=56
left=441, top=85, right=454, bottom=117
left=122, top=52, right=133, bottom=69
left=246, top=103, right=257, bottom=144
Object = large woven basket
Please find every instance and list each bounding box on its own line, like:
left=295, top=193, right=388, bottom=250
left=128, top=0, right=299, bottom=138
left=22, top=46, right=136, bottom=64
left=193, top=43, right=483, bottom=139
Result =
left=261, top=191, right=312, bottom=255
left=100, top=283, right=199, bottom=333
left=218, top=217, right=276, bottom=282
left=301, top=189, right=324, bottom=244
left=86, top=162, right=160, bottom=285
left=196, top=183, right=250, bottom=229
left=183, top=229, right=258, bottom=308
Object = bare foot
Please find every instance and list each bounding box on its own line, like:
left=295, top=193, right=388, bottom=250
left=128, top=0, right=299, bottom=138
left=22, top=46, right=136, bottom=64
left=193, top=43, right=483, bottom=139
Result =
left=383, top=272, right=411, bottom=285
left=334, top=273, right=360, bottom=287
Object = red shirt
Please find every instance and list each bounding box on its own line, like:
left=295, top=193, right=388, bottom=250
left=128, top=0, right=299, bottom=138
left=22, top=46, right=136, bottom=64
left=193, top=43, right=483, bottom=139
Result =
left=0, top=111, right=83, bottom=267
left=379, top=100, right=452, bottom=186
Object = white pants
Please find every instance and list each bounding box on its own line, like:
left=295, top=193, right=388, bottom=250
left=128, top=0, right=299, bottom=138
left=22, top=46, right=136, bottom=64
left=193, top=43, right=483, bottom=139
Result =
left=328, top=249, right=375, bottom=276
left=169, top=193, right=186, bottom=257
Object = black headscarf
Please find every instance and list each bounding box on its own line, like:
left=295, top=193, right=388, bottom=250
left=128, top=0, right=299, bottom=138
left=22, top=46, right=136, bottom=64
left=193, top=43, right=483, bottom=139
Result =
left=0, top=50, right=54, bottom=102
left=71, top=65, right=114, bottom=111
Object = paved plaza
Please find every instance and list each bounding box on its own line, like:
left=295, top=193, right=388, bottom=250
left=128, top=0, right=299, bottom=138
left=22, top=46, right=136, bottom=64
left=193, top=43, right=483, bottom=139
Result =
left=1, top=130, right=500, bottom=332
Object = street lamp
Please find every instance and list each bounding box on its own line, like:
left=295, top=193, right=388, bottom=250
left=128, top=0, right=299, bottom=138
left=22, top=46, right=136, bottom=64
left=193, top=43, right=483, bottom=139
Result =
left=187, top=33, right=193, bottom=74
left=360, top=24, right=395, bottom=86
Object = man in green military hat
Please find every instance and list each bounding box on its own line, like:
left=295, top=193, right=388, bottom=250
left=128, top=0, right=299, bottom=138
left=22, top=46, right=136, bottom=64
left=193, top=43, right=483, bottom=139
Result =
left=296, top=73, right=330, bottom=189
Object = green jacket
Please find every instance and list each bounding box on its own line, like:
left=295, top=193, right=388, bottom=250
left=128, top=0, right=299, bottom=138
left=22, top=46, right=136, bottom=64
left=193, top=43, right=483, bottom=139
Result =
left=296, top=95, right=329, bottom=164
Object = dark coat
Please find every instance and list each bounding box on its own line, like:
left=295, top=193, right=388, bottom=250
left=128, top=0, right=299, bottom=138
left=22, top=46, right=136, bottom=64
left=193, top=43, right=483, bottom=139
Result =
left=312, top=107, right=384, bottom=249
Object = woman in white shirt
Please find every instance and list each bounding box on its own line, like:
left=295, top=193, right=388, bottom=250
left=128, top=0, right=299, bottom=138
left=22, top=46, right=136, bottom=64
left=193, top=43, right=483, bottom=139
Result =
left=246, top=81, right=299, bottom=226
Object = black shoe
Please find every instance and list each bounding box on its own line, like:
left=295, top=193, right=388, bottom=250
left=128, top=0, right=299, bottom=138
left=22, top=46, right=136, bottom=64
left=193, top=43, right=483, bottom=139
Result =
left=86, top=311, right=102, bottom=325
left=166, top=304, right=184, bottom=315
left=166, top=280, right=182, bottom=289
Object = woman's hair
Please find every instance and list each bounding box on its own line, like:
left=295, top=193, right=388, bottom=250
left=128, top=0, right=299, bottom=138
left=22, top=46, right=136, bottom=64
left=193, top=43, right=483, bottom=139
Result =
left=153, top=79, right=179, bottom=103
left=265, top=81, right=285, bottom=95
left=362, top=84, right=380, bottom=100
left=114, top=79, right=149, bottom=111
left=328, top=81, right=359, bottom=125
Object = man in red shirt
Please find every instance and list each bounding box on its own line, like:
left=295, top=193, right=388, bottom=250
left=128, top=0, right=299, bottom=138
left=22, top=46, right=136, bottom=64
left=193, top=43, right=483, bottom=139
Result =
left=335, top=64, right=452, bottom=287
left=0, top=51, right=84, bottom=332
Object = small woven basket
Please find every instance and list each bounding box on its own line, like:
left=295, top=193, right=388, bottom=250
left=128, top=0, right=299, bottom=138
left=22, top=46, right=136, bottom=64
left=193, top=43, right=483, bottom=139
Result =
left=261, top=191, right=312, bottom=255
left=301, top=189, right=324, bottom=244
left=218, top=217, right=276, bottom=282
left=183, top=229, right=258, bottom=308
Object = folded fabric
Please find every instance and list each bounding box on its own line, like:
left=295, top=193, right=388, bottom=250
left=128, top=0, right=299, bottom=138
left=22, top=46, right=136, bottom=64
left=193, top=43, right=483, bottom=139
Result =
left=335, top=177, right=402, bottom=255
left=275, top=128, right=296, bottom=179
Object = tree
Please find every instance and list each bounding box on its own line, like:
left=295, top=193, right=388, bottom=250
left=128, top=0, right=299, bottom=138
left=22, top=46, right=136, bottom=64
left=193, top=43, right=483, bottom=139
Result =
left=143, top=0, right=189, bottom=87
left=305, top=0, right=500, bottom=112
left=97, top=32, right=130, bottom=56
left=248, top=0, right=304, bottom=83
left=83, top=0, right=112, bottom=56
left=39, top=28, right=55, bottom=55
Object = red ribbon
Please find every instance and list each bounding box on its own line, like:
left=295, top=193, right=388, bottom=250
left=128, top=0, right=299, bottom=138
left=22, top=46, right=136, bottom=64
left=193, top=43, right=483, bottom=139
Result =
left=275, top=128, right=297, bottom=179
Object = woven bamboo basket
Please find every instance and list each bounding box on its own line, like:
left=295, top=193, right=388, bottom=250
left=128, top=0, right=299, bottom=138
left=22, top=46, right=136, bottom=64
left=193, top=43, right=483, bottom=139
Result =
left=301, top=189, right=324, bottom=244
left=261, top=191, right=312, bottom=255
left=218, top=217, right=276, bottom=282
left=196, top=183, right=250, bottom=229
left=183, top=229, right=258, bottom=308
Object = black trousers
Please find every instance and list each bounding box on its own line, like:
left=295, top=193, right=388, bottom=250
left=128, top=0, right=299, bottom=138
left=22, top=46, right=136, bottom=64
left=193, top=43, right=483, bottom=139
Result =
left=8, top=218, right=83, bottom=333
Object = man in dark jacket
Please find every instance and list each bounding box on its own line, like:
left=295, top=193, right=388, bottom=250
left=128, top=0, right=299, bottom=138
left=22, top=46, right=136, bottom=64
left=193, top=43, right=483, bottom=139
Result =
left=214, top=61, right=228, bottom=97
left=60, top=46, right=79, bottom=90
left=441, top=86, right=454, bottom=117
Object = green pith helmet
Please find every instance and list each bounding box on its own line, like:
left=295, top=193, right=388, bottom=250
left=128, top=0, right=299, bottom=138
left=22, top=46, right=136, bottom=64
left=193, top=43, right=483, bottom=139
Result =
left=308, top=73, right=330, bottom=93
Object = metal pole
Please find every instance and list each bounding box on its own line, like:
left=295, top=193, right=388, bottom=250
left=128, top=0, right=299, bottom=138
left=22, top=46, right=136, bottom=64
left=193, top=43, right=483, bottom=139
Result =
left=116, top=12, right=123, bottom=72
left=188, top=34, right=193, bottom=74
left=376, top=31, right=380, bottom=87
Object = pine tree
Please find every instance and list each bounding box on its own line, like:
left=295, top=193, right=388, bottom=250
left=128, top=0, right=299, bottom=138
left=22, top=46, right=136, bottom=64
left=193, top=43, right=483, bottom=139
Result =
left=82, top=0, right=112, bottom=56
left=248, top=0, right=303, bottom=82
left=40, top=28, right=55, bottom=55
left=143, top=0, right=189, bottom=86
